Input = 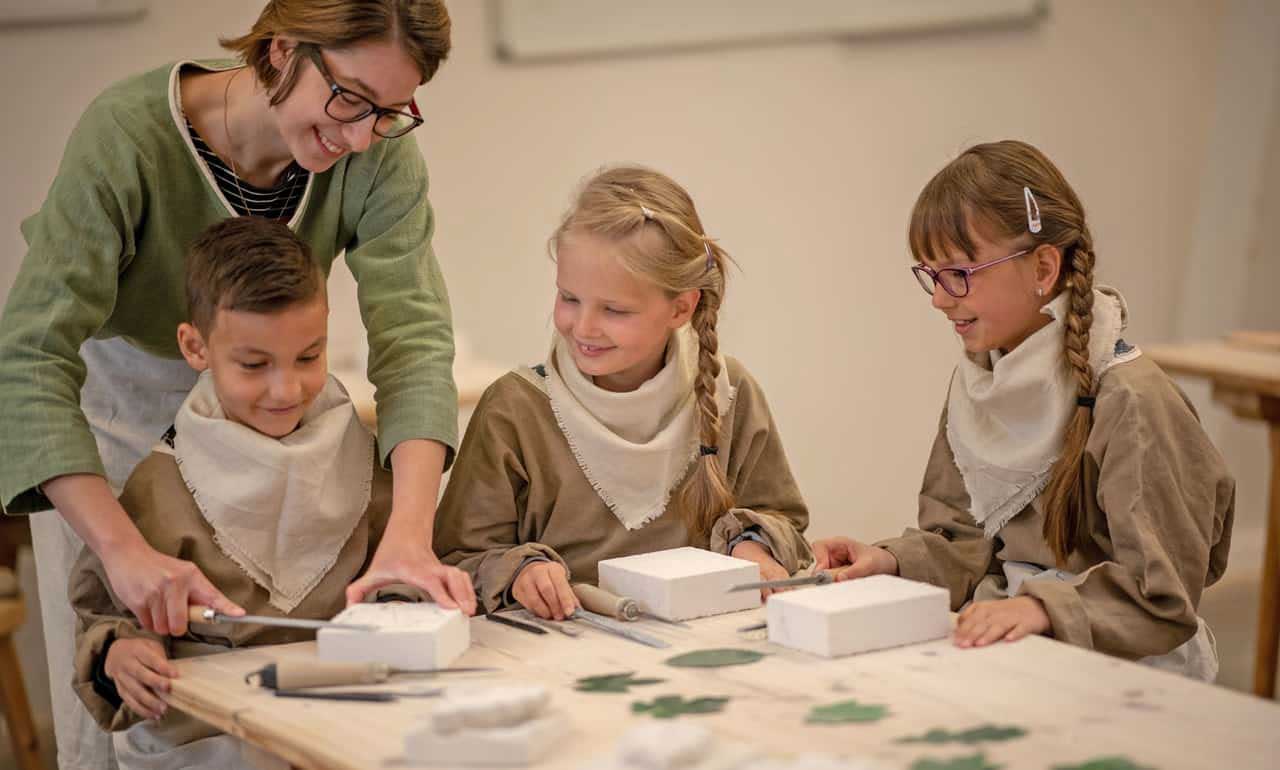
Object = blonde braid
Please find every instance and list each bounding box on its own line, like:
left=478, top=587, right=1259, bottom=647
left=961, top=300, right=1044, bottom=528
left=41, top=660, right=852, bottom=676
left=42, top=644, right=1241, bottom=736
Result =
left=680, top=285, right=736, bottom=539
left=1042, top=232, right=1097, bottom=564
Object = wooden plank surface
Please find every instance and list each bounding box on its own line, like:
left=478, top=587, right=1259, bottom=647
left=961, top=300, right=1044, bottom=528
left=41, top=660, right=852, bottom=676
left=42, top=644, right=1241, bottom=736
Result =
left=164, top=610, right=1280, bottom=770
left=1146, top=341, right=1280, bottom=398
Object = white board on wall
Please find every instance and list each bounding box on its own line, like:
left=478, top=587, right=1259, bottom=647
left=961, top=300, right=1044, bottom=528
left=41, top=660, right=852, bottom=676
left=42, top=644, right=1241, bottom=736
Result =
left=492, top=0, right=1048, bottom=61
left=0, top=0, right=146, bottom=27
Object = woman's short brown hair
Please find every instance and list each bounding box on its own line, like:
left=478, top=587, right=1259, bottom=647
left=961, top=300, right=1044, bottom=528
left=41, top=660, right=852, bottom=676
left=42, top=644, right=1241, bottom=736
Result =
left=221, top=0, right=451, bottom=105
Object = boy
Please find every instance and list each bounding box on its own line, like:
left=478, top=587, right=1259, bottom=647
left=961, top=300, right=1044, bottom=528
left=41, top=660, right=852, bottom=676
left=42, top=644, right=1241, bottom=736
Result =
left=69, top=217, right=393, bottom=768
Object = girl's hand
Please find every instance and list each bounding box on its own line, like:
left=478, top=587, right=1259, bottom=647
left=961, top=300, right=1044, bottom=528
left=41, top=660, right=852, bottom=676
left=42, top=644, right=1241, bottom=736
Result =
left=731, top=540, right=788, bottom=598
left=345, top=536, right=476, bottom=616
left=810, top=537, right=898, bottom=580
left=953, top=596, right=1051, bottom=648
left=511, top=561, right=577, bottom=620
left=103, top=637, right=176, bottom=721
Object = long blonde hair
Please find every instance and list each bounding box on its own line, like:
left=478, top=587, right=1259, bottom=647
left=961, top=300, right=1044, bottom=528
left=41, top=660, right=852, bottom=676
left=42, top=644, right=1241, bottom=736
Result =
left=550, top=166, right=735, bottom=540
left=221, top=0, right=451, bottom=105
left=908, top=140, right=1098, bottom=565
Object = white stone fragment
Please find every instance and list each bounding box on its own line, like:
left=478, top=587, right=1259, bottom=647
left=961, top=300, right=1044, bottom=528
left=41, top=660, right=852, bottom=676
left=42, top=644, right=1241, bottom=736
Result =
left=317, top=602, right=469, bottom=670
left=766, top=575, right=950, bottom=658
left=405, top=685, right=568, bottom=766
left=616, top=722, right=714, bottom=769
left=597, top=547, right=760, bottom=621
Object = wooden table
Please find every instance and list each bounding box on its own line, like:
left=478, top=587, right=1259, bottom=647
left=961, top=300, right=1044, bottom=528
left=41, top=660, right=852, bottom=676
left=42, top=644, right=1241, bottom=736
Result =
left=1147, top=332, right=1280, bottom=698
left=164, top=610, right=1280, bottom=770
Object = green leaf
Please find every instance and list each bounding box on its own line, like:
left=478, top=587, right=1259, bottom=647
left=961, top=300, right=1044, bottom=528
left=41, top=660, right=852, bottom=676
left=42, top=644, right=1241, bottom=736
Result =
left=631, top=694, right=730, bottom=719
left=898, top=725, right=1026, bottom=745
left=805, top=699, right=890, bottom=724
left=1051, top=758, right=1156, bottom=770
left=665, top=649, right=767, bottom=668
left=910, top=753, right=1002, bottom=770
left=574, top=671, right=666, bottom=693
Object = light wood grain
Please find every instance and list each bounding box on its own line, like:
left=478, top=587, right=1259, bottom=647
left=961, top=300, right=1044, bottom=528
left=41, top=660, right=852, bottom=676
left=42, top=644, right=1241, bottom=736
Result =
left=165, top=610, right=1280, bottom=770
left=1146, top=341, right=1280, bottom=398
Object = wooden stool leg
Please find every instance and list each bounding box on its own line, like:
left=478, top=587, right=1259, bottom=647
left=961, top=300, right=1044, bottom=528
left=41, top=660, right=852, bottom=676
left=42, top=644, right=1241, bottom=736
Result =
left=0, top=632, right=43, bottom=770
left=1255, top=422, right=1280, bottom=698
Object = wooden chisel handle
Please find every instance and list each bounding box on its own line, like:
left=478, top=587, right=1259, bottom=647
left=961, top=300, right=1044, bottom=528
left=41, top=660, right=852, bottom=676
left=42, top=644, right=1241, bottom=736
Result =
left=265, top=660, right=392, bottom=690
left=571, top=583, right=640, bottom=621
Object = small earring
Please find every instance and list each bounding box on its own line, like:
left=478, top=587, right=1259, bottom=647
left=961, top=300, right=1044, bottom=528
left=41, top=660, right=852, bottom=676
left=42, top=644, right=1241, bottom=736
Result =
left=1035, top=287, right=1044, bottom=297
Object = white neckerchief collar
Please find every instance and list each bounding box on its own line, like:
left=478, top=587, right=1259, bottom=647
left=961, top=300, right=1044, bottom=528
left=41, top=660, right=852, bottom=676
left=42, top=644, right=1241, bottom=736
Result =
left=168, top=372, right=375, bottom=612
left=946, top=285, right=1140, bottom=537
left=538, top=324, right=735, bottom=531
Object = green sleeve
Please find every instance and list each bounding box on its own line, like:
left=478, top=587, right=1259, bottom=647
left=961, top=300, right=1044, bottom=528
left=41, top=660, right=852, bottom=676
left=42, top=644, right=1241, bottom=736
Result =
left=0, top=98, right=146, bottom=514
left=343, top=138, right=458, bottom=470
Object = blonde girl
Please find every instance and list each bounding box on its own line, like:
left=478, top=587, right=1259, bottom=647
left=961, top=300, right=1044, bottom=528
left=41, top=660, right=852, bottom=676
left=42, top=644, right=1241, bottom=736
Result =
left=813, top=140, right=1234, bottom=681
left=436, top=166, right=813, bottom=619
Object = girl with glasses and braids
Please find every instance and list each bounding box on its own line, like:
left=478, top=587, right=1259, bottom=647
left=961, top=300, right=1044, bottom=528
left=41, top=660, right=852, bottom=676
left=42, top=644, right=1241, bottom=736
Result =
left=0, top=3, right=472, bottom=767
left=435, top=166, right=814, bottom=620
left=813, top=140, right=1234, bottom=681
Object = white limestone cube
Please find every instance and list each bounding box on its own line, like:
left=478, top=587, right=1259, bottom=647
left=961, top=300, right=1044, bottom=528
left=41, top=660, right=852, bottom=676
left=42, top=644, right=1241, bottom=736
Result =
left=766, top=575, right=949, bottom=657
left=405, top=685, right=569, bottom=766
left=597, top=547, right=761, bottom=621
left=317, top=602, right=469, bottom=670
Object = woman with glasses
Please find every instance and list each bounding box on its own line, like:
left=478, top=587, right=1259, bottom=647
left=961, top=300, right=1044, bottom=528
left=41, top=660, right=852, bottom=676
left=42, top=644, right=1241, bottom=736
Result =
left=0, top=3, right=473, bottom=766
left=811, top=140, right=1233, bottom=681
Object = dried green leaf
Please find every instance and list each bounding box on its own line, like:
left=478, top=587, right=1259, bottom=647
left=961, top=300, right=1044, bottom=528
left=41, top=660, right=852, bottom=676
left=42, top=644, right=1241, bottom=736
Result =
left=665, top=648, right=766, bottom=668
left=898, top=725, right=1026, bottom=745
left=575, top=672, right=666, bottom=693
left=632, top=694, right=730, bottom=719
left=910, top=753, right=1003, bottom=770
left=805, top=699, right=890, bottom=724
left=1051, top=758, right=1156, bottom=770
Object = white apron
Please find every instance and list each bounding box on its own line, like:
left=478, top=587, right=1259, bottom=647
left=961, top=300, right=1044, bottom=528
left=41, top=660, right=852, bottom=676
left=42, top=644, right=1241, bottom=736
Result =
left=30, top=337, right=197, bottom=770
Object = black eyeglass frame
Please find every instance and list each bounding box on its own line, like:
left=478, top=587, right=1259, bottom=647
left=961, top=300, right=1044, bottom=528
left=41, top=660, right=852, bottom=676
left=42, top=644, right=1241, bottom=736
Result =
left=301, top=44, right=423, bottom=139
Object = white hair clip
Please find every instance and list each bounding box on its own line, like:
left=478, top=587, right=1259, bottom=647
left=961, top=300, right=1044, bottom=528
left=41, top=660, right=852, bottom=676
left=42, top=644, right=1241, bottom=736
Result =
left=640, top=205, right=655, bottom=220
left=1023, top=186, right=1042, bottom=234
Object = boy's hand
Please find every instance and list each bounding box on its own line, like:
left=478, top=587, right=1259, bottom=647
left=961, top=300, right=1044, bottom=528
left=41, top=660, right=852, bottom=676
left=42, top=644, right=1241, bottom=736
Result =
left=102, top=541, right=244, bottom=637
left=345, top=538, right=476, bottom=616
left=811, top=536, right=898, bottom=580
left=731, top=540, right=789, bottom=598
left=511, top=561, right=577, bottom=620
left=954, top=596, right=1051, bottom=648
left=103, top=637, right=176, bottom=721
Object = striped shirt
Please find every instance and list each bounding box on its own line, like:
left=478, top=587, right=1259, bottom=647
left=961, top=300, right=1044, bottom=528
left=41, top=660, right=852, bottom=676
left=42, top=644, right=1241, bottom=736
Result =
left=185, top=117, right=308, bottom=221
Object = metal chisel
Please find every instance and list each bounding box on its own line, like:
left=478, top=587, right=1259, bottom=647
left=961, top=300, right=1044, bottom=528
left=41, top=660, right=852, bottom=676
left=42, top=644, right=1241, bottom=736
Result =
left=187, top=605, right=377, bottom=632
left=570, top=608, right=670, bottom=649
left=727, top=571, right=835, bottom=593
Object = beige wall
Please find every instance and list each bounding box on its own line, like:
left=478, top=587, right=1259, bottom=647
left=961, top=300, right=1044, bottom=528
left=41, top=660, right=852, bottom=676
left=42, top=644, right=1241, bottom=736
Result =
left=1, top=1, right=1272, bottom=559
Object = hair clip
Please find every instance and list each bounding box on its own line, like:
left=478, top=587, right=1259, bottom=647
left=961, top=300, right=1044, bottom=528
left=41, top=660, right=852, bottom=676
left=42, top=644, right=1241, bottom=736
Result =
left=640, top=205, right=655, bottom=221
left=1023, top=186, right=1042, bottom=234
left=704, top=242, right=715, bottom=272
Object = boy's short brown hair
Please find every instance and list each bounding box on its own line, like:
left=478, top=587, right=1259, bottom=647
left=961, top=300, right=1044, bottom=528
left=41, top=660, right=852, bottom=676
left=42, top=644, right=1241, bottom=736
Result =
left=186, top=216, right=324, bottom=334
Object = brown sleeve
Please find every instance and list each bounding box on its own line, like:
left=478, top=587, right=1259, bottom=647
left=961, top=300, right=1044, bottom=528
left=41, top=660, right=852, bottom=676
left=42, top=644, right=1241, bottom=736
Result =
left=1020, top=370, right=1236, bottom=658
left=876, top=407, right=998, bottom=610
left=434, top=376, right=570, bottom=613
left=711, top=361, right=813, bottom=574
left=68, top=456, right=172, bottom=731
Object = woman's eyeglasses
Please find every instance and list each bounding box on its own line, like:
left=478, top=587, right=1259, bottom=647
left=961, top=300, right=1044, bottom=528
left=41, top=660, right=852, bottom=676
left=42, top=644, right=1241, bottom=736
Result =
left=910, top=248, right=1031, bottom=298
left=302, top=45, right=423, bottom=139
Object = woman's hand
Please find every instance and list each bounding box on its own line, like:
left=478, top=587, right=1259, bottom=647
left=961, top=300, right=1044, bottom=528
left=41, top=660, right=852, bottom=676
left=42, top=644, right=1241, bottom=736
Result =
left=953, top=596, right=1051, bottom=648
left=810, top=536, right=898, bottom=581
left=511, top=561, right=577, bottom=620
left=104, top=637, right=177, bottom=721
left=344, top=537, right=475, bottom=614
left=44, top=473, right=244, bottom=636
left=731, top=540, right=789, bottom=599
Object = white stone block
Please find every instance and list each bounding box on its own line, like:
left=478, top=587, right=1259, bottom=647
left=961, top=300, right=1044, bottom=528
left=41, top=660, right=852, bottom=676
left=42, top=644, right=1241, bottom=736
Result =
left=405, top=685, right=569, bottom=766
left=597, top=547, right=760, bottom=621
left=766, top=575, right=949, bottom=657
left=317, top=602, right=469, bottom=670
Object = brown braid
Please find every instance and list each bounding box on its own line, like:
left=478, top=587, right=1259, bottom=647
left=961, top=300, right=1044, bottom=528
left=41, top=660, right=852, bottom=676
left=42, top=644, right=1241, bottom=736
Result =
left=1042, top=232, right=1097, bottom=564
